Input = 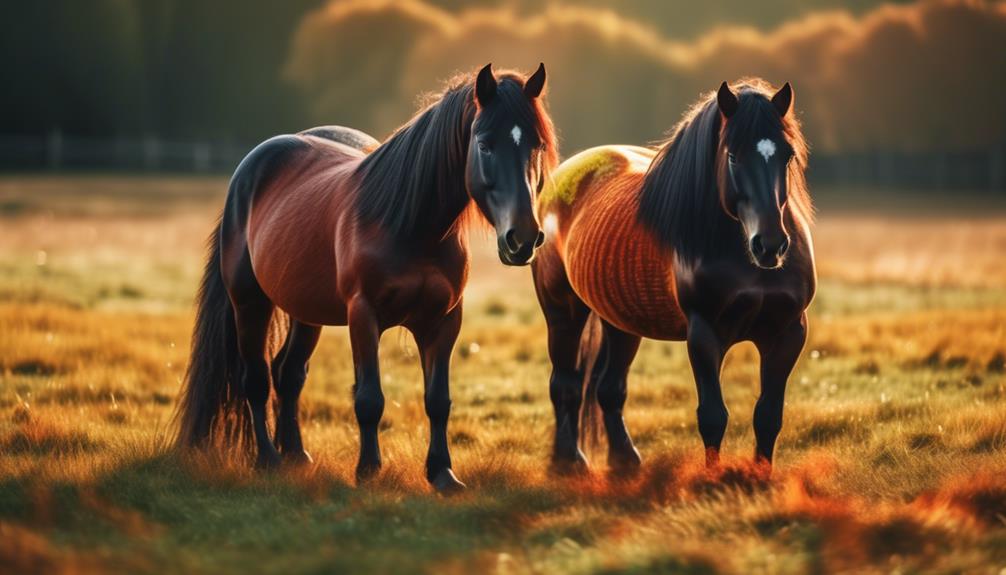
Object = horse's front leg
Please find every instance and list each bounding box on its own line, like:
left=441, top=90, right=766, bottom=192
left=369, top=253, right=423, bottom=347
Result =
left=686, top=314, right=728, bottom=467
left=348, top=297, right=385, bottom=482
left=753, top=313, right=807, bottom=467
left=414, top=304, right=466, bottom=494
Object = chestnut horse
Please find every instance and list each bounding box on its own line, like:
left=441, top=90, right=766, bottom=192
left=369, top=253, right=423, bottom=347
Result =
left=176, top=64, right=558, bottom=493
left=533, top=79, right=815, bottom=474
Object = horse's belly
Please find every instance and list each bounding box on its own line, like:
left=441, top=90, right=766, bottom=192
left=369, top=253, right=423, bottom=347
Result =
left=259, top=268, right=347, bottom=326
left=252, top=246, right=347, bottom=326
left=246, top=191, right=347, bottom=326
left=563, top=193, right=687, bottom=341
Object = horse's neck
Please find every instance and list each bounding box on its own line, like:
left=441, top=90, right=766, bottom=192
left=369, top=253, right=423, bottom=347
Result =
left=397, top=155, right=470, bottom=245
left=387, top=106, right=473, bottom=244
left=688, top=195, right=746, bottom=265
left=420, top=187, right=470, bottom=244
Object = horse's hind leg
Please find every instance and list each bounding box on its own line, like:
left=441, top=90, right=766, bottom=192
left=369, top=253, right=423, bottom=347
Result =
left=593, top=321, right=643, bottom=474
left=273, top=320, right=322, bottom=465
left=532, top=256, right=590, bottom=472
left=221, top=230, right=282, bottom=468
left=753, top=313, right=807, bottom=467
left=231, top=289, right=282, bottom=469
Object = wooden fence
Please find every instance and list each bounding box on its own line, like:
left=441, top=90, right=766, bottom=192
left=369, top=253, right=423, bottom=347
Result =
left=1, top=132, right=1004, bottom=191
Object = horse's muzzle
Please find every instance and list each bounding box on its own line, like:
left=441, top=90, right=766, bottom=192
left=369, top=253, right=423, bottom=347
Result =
left=498, top=229, right=544, bottom=266
left=750, top=233, right=789, bottom=269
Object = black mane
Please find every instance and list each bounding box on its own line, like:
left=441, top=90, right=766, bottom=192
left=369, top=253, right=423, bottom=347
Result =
left=354, top=82, right=475, bottom=240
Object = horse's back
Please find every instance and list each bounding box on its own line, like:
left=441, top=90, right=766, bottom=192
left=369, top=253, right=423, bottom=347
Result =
left=539, top=145, right=651, bottom=216
left=236, top=133, right=361, bottom=238
left=299, top=126, right=380, bottom=153
left=231, top=133, right=364, bottom=325
left=539, top=145, right=687, bottom=340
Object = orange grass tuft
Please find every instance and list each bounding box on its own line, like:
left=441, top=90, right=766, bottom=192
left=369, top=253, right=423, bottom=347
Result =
left=914, top=468, right=1006, bottom=528
left=0, top=418, right=101, bottom=457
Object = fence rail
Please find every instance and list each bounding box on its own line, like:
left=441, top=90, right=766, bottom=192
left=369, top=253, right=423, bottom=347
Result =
left=1, top=133, right=1004, bottom=191
left=0, top=133, right=251, bottom=174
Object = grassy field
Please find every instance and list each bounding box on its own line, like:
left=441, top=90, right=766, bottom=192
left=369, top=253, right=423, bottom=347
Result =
left=1, top=175, right=1005, bottom=574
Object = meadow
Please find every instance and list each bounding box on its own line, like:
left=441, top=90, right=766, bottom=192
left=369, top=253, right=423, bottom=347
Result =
left=1, top=175, right=1005, bottom=574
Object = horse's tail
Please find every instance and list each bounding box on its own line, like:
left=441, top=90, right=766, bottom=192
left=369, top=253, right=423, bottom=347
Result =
left=577, top=311, right=605, bottom=454
left=173, top=218, right=250, bottom=452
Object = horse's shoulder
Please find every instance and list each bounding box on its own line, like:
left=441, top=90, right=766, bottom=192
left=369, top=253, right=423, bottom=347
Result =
left=540, top=145, right=653, bottom=209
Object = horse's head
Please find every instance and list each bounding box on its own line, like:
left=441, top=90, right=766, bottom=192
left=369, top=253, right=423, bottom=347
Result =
left=466, top=63, right=555, bottom=266
left=717, top=81, right=796, bottom=269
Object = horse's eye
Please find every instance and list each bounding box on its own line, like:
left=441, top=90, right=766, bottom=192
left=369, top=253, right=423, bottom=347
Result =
left=478, top=141, right=491, bottom=155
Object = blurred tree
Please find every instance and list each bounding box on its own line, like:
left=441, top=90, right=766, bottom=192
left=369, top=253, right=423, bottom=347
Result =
left=0, top=0, right=324, bottom=141
left=424, top=0, right=914, bottom=38
left=1, top=0, right=1003, bottom=158
left=140, top=0, right=325, bottom=140
left=288, top=0, right=1006, bottom=154
left=0, top=1, right=144, bottom=136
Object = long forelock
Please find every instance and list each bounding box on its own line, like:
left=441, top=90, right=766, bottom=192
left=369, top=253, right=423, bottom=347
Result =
left=725, top=86, right=813, bottom=225
left=724, top=91, right=785, bottom=154
left=469, top=73, right=559, bottom=215
left=440, top=69, right=560, bottom=237
left=488, top=73, right=560, bottom=177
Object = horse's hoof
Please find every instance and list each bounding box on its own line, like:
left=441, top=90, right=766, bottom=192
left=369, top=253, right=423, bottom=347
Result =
left=282, top=449, right=314, bottom=467
left=608, top=446, right=642, bottom=476
left=703, top=447, right=724, bottom=469
left=431, top=468, right=466, bottom=495
left=355, top=461, right=382, bottom=484
left=550, top=450, right=590, bottom=476
left=255, top=448, right=282, bottom=471
left=753, top=455, right=774, bottom=478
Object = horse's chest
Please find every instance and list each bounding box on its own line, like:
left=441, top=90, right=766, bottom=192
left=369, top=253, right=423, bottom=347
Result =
left=372, top=260, right=467, bottom=330
left=684, top=267, right=809, bottom=344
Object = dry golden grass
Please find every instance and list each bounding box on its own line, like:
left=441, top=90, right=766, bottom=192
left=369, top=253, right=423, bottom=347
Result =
left=815, top=215, right=1006, bottom=289
left=0, top=176, right=1004, bottom=574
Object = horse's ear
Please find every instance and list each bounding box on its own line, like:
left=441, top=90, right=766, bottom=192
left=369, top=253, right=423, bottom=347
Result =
left=524, top=62, right=546, bottom=99
left=772, top=82, right=793, bottom=117
left=717, top=81, right=739, bottom=118
left=475, top=63, right=497, bottom=107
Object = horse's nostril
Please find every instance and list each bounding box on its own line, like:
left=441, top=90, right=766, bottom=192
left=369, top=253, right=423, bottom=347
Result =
left=751, top=235, right=765, bottom=257
left=534, top=231, right=545, bottom=248
left=504, top=229, right=520, bottom=253
left=778, top=237, right=790, bottom=257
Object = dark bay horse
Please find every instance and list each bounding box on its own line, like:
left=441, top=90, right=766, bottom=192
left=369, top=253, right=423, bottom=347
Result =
left=533, top=79, right=815, bottom=474
left=176, top=64, right=558, bottom=493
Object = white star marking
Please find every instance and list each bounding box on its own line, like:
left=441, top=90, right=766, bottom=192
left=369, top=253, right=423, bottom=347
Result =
left=756, top=138, right=776, bottom=162
left=511, top=125, right=522, bottom=147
